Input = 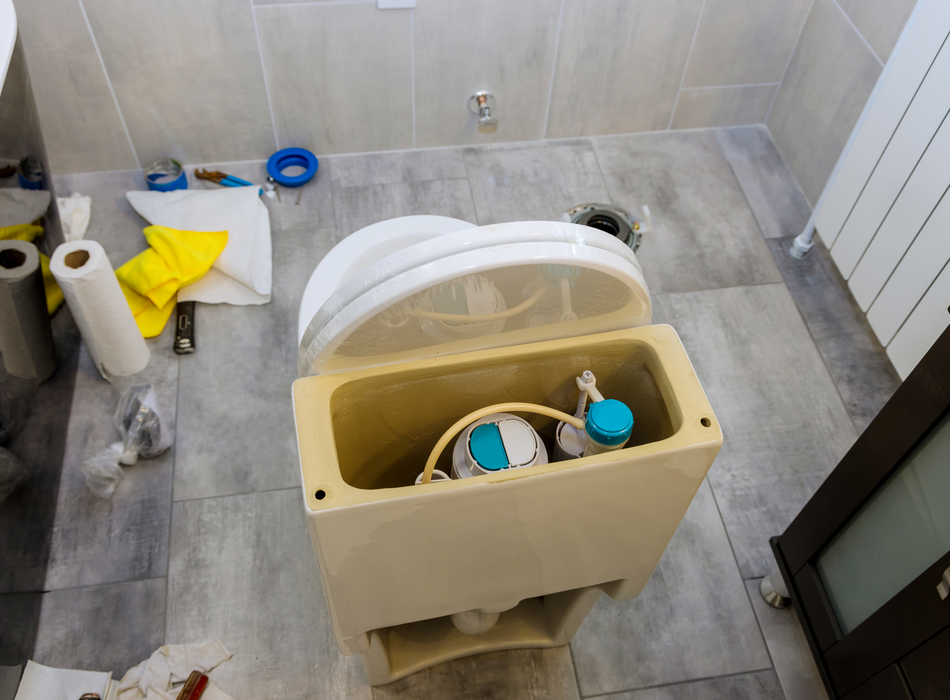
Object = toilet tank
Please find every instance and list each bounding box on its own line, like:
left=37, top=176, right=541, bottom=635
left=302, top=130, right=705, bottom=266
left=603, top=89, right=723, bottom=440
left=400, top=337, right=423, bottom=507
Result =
left=293, top=324, right=722, bottom=660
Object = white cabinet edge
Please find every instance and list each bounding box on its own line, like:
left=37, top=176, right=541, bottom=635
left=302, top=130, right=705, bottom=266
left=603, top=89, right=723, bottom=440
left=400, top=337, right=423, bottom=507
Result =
left=0, top=0, right=16, bottom=90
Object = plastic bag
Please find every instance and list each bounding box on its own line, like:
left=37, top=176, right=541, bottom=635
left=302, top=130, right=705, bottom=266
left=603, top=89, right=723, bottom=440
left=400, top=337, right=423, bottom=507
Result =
left=80, top=443, right=124, bottom=499
left=113, top=386, right=172, bottom=463
left=0, top=446, right=29, bottom=503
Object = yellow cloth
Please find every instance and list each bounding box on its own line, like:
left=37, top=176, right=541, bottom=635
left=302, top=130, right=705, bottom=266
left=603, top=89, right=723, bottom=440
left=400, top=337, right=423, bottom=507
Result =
left=0, top=224, right=64, bottom=314
left=116, top=225, right=228, bottom=338
left=0, top=224, right=43, bottom=242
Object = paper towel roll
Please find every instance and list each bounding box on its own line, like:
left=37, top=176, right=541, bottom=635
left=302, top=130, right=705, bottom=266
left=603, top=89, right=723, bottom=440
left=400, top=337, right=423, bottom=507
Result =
left=50, top=240, right=149, bottom=378
left=0, top=240, right=56, bottom=382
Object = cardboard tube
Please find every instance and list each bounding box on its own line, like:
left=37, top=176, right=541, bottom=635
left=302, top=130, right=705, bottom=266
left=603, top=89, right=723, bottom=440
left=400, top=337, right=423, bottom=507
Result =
left=0, top=240, right=56, bottom=382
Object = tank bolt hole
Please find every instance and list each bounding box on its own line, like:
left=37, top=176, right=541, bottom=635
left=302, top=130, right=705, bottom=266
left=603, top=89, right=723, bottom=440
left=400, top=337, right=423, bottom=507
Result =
left=315, top=489, right=326, bottom=500
left=700, top=417, right=711, bottom=428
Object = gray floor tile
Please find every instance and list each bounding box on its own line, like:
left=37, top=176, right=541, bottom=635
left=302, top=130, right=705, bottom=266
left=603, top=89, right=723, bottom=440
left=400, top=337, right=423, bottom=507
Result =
left=593, top=131, right=783, bottom=294
left=0, top=310, right=81, bottom=593
left=332, top=149, right=467, bottom=188
left=173, top=228, right=333, bottom=501
left=0, top=593, right=42, bottom=666
left=653, top=284, right=857, bottom=579
left=334, top=184, right=400, bottom=240
left=333, top=178, right=476, bottom=241
left=372, top=647, right=579, bottom=700
left=588, top=670, right=785, bottom=699
left=766, top=236, right=900, bottom=434
left=464, top=141, right=609, bottom=225
left=717, top=127, right=811, bottom=240
left=746, top=580, right=828, bottom=700
left=32, top=578, right=166, bottom=677
left=44, top=323, right=178, bottom=590
left=390, top=179, right=477, bottom=223
left=571, top=480, right=770, bottom=696
left=52, top=170, right=152, bottom=269
left=167, top=489, right=371, bottom=700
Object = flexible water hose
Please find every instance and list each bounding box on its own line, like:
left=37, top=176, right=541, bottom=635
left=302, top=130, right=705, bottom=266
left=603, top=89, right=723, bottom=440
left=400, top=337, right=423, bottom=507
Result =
left=411, top=286, right=546, bottom=323
left=420, top=403, right=585, bottom=484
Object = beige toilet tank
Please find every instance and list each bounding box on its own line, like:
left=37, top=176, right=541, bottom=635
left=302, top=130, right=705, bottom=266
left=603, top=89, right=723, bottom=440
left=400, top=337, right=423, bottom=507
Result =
left=293, top=324, right=722, bottom=683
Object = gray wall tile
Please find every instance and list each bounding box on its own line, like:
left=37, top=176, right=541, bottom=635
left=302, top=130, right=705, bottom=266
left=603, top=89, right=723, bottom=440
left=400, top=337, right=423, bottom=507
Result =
left=414, top=0, right=561, bottom=147
left=257, top=3, right=412, bottom=155
left=546, top=0, right=704, bottom=137
left=12, top=0, right=137, bottom=173
left=652, top=284, right=857, bottom=578
left=684, top=0, right=812, bottom=87
left=717, top=126, right=811, bottom=239
left=81, top=0, right=275, bottom=166
left=372, top=647, right=580, bottom=700
left=746, top=579, right=829, bottom=700
left=671, top=85, right=778, bottom=129
left=593, top=131, right=782, bottom=294
left=168, top=489, right=371, bottom=699
left=588, top=670, right=785, bottom=699
left=838, top=0, right=917, bottom=63
left=464, top=141, right=609, bottom=224
left=572, top=480, right=770, bottom=695
left=767, top=0, right=882, bottom=205
left=33, top=578, right=166, bottom=678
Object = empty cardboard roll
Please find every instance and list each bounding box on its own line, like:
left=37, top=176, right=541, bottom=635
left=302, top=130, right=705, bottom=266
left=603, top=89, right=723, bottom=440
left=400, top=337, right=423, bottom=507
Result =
left=0, top=240, right=56, bottom=382
left=50, top=240, right=149, bottom=379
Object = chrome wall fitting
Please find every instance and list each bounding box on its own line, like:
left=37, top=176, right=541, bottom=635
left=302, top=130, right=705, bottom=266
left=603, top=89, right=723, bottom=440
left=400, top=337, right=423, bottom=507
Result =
left=469, top=91, right=498, bottom=133
left=760, top=572, right=791, bottom=609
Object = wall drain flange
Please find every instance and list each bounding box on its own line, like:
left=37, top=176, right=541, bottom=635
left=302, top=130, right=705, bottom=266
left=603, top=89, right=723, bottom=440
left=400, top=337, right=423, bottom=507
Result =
left=562, top=203, right=651, bottom=252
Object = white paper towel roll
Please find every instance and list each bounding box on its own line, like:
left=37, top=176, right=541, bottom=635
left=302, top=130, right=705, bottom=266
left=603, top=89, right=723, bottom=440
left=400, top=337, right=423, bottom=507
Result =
left=50, top=240, right=149, bottom=379
left=0, top=240, right=56, bottom=383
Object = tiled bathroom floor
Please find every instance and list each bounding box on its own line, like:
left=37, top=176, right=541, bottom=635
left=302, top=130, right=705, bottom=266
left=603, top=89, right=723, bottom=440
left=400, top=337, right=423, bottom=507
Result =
left=2, top=126, right=900, bottom=699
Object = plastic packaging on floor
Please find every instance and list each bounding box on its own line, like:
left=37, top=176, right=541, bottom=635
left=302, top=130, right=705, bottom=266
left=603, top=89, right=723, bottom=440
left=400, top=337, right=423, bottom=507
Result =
left=11, top=661, right=115, bottom=700
left=0, top=447, right=28, bottom=504
left=56, top=192, right=91, bottom=242
left=81, top=385, right=172, bottom=499
left=117, top=639, right=233, bottom=700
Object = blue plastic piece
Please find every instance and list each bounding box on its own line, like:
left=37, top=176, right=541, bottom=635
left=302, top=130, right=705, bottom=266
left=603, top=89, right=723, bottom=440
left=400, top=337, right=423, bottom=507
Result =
left=144, top=158, right=188, bottom=192
left=267, top=147, right=319, bottom=188
left=585, top=399, right=634, bottom=446
left=469, top=423, right=509, bottom=471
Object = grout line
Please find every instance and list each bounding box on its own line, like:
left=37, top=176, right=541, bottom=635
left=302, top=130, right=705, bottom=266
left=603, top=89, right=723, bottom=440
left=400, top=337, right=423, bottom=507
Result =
left=588, top=137, right=613, bottom=202
left=765, top=0, right=815, bottom=125
left=255, top=0, right=373, bottom=7
left=831, top=0, right=884, bottom=67
left=585, top=667, right=775, bottom=699
left=568, top=640, right=583, bottom=699
left=762, top=125, right=814, bottom=209
left=162, top=353, right=182, bottom=643
left=667, top=0, right=708, bottom=131
left=172, top=485, right=300, bottom=505
left=76, top=0, right=141, bottom=170
left=741, top=576, right=780, bottom=672
left=410, top=8, right=416, bottom=149
left=542, top=0, right=566, bottom=139
left=683, top=82, right=781, bottom=91
left=39, top=576, right=168, bottom=597
left=251, top=0, right=281, bottom=151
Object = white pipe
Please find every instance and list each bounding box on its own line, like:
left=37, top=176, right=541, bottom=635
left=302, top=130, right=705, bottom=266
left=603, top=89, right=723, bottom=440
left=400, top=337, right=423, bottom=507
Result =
left=789, top=214, right=816, bottom=259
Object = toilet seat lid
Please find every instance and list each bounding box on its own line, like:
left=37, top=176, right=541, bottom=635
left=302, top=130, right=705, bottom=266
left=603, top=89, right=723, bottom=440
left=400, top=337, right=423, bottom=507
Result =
left=297, top=221, right=652, bottom=376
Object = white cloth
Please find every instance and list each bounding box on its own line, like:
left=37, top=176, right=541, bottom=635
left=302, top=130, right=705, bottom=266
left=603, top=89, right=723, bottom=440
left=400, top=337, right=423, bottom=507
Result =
left=57, top=192, right=92, bottom=241
left=125, top=188, right=271, bottom=306
left=13, top=661, right=111, bottom=700
left=0, top=189, right=50, bottom=227
left=116, top=640, right=233, bottom=700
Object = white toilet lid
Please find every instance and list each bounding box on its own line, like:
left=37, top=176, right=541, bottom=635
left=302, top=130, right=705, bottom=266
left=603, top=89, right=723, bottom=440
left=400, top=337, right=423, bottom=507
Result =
left=297, top=221, right=652, bottom=376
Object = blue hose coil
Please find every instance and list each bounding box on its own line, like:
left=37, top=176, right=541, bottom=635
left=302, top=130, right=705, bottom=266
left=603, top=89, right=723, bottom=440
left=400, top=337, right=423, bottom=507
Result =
left=267, top=148, right=318, bottom=188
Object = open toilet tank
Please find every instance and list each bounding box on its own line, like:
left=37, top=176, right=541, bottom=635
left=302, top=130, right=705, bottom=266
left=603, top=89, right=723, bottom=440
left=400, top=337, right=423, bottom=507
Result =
left=293, top=217, right=723, bottom=684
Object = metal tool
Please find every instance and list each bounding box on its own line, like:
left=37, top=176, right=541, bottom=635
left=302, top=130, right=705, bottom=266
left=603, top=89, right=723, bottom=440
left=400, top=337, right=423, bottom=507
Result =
left=174, top=301, right=196, bottom=354
left=267, top=176, right=281, bottom=203
left=195, top=169, right=263, bottom=194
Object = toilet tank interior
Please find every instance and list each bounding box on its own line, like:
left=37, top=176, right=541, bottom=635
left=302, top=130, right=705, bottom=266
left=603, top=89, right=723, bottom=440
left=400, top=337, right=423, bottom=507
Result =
left=329, top=335, right=680, bottom=490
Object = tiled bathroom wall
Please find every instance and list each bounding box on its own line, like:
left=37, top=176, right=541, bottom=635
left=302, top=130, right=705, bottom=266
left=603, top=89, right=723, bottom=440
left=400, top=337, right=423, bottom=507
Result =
left=15, top=0, right=822, bottom=174
left=767, top=0, right=917, bottom=205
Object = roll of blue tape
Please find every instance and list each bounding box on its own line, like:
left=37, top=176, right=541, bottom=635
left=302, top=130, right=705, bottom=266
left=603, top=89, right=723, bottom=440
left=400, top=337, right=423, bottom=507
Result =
left=267, top=148, right=318, bottom=188
left=144, top=158, right=188, bottom=192
left=17, top=156, right=44, bottom=190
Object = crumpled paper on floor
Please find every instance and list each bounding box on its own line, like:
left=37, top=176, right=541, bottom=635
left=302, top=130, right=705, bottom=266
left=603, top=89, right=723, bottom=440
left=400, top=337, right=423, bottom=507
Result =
left=117, top=640, right=233, bottom=700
